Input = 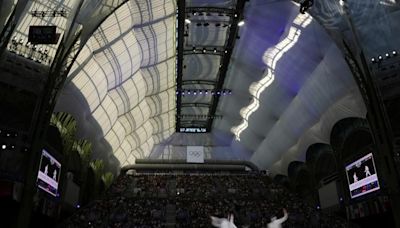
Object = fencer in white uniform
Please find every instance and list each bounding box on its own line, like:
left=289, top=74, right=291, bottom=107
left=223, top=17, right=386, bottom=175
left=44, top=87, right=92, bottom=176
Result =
left=353, top=172, right=358, bottom=182
left=364, top=166, right=371, bottom=177
left=267, top=208, right=288, bottom=228
left=211, top=214, right=237, bottom=228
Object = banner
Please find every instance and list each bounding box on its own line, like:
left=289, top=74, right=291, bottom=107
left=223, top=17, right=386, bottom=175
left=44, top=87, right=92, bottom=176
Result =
left=187, top=146, right=204, bottom=163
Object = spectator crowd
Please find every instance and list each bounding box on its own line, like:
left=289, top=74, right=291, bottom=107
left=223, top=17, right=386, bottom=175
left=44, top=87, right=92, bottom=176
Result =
left=59, top=173, right=354, bottom=228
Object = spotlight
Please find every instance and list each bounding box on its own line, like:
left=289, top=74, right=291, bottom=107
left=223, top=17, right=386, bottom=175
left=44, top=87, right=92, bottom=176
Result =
left=176, top=91, right=179, bottom=95
left=393, top=50, right=397, bottom=56
left=371, top=57, right=376, bottom=63
left=234, top=13, right=238, bottom=18
left=1, top=145, right=6, bottom=150
left=199, top=90, right=203, bottom=94
left=238, top=20, right=245, bottom=27
left=188, top=90, right=191, bottom=95
left=192, top=47, right=196, bottom=53
left=378, top=55, right=383, bottom=60
left=224, top=50, right=228, bottom=54
left=386, top=53, right=390, bottom=58
left=192, top=11, right=197, bottom=16
left=185, top=19, right=191, bottom=24
left=214, top=48, right=217, bottom=53
left=203, top=48, right=206, bottom=53
left=194, top=91, right=197, bottom=95
left=229, top=90, right=232, bottom=94
left=205, top=90, right=208, bottom=95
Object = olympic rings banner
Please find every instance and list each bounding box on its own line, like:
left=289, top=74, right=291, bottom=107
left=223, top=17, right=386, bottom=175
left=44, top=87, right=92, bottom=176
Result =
left=186, top=146, right=204, bottom=163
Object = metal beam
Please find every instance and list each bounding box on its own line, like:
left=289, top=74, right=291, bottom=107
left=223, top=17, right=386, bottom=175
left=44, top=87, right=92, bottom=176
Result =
left=182, top=79, right=217, bottom=86
left=0, top=0, right=30, bottom=60
left=183, top=49, right=225, bottom=56
left=180, top=120, right=208, bottom=126
left=176, top=0, right=186, bottom=131
left=16, top=2, right=131, bottom=227
left=206, top=0, right=246, bottom=131
left=185, top=7, right=235, bottom=16
left=181, top=102, right=211, bottom=108
left=178, top=114, right=222, bottom=119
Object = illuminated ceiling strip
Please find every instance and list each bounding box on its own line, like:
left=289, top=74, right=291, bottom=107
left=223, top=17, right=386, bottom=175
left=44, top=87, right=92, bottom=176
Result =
left=231, top=13, right=312, bottom=141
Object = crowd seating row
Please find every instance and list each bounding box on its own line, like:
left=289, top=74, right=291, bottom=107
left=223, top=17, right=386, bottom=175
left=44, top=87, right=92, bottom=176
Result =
left=60, top=173, right=354, bottom=228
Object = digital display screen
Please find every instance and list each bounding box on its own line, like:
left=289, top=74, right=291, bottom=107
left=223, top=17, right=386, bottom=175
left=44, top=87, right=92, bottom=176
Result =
left=179, top=127, right=207, bottom=133
left=37, top=149, right=61, bottom=197
left=345, top=153, right=380, bottom=199
left=28, top=26, right=58, bottom=44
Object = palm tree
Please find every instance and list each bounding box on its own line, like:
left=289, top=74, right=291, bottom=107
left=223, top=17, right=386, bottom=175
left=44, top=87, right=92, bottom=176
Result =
left=50, top=112, right=77, bottom=156
left=89, top=159, right=105, bottom=198
left=102, top=172, right=114, bottom=190
left=73, top=139, right=92, bottom=204
left=74, top=139, right=92, bottom=165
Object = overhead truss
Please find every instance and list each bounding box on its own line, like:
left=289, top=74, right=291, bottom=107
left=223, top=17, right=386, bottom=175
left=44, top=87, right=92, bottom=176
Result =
left=176, top=0, right=247, bottom=132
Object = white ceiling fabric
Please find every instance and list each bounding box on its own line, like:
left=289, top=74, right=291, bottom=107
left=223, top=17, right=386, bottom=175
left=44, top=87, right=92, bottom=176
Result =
left=56, top=0, right=177, bottom=168
left=211, top=0, right=368, bottom=174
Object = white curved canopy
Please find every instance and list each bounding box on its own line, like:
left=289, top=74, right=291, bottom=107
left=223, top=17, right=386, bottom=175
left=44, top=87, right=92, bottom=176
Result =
left=56, top=0, right=177, bottom=168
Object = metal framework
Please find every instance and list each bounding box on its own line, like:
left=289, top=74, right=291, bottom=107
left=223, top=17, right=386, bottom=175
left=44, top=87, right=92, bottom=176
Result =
left=176, top=0, right=185, bottom=131
left=176, top=1, right=246, bottom=132
left=206, top=0, right=246, bottom=131
left=181, top=102, right=211, bottom=108
left=181, top=79, right=217, bottom=86
left=0, top=1, right=131, bottom=227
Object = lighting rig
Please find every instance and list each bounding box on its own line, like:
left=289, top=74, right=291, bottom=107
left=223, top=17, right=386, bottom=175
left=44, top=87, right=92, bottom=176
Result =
left=176, top=1, right=247, bottom=132
left=176, top=89, right=232, bottom=96
left=8, top=36, right=51, bottom=64
left=30, top=9, right=68, bottom=17
left=371, top=50, right=398, bottom=63
left=177, top=114, right=223, bottom=120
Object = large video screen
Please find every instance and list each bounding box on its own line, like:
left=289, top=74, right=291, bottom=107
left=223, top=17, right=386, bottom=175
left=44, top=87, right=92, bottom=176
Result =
left=345, top=153, right=380, bottom=199
left=37, top=149, right=61, bottom=197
